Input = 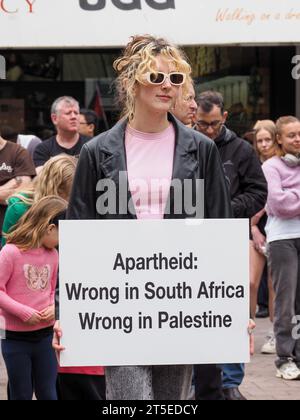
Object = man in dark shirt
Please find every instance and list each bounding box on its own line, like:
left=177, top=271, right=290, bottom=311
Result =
left=33, top=96, right=89, bottom=173
left=0, top=132, right=36, bottom=243
left=194, top=91, right=267, bottom=401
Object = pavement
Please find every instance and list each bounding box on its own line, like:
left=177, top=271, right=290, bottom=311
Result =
left=240, top=318, right=299, bottom=400
left=0, top=318, right=299, bottom=400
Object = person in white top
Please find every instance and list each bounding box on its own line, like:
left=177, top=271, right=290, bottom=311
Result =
left=262, top=116, right=300, bottom=381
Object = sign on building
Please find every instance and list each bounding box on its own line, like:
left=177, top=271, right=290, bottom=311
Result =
left=1, top=0, right=300, bottom=47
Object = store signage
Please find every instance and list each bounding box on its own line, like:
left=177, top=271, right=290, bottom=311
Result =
left=79, top=0, right=175, bottom=11
left=0, top=0, right=35, bottom=14
left=1, top=0, right=300, bottom=47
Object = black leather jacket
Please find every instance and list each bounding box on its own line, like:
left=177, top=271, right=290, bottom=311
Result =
left=67, top=115, right=232, bottom=220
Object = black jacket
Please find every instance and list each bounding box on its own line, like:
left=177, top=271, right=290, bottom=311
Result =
left=214, top=126, right=268, bottom=219
left=67, top=115, right=232, bottom=220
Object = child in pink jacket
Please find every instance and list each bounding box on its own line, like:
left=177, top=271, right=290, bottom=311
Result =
left=0, top=196, right=67, bottom=400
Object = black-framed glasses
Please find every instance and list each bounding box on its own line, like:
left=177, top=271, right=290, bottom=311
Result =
left=195, top=120, right=223, bottom=131
left=145, top=72, right=186, bottom=86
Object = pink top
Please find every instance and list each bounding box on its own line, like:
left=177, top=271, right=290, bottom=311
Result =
left=125, top=124, right=175, bottom=219
left=262, top=156, right=300, bottom=219
left=0, top=244, right=58, bottom=332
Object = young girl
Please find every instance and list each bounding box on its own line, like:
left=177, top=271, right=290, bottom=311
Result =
left=253, top=120, right=278, bottom=163
left=0, top=196, right=67, bottom=400
left=1, top=154, right=77, bottom=247
left=54, top=35, right=232, bottom=400
left=250, top=121, right=277, bottom=353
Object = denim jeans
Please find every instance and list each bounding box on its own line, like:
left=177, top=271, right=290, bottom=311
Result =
left=221, top=364, right=245, bottom=389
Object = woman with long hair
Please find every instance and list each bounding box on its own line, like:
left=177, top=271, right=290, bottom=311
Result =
left=250, top=120, right=277, bottom=353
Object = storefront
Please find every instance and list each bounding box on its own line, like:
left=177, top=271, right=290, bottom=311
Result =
left=0, top=0, right=299, bottom=137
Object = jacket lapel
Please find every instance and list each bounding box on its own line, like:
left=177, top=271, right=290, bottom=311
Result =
left=165, top=116, right=199, bottom=218
left=98, top=119, right=136, bottom=219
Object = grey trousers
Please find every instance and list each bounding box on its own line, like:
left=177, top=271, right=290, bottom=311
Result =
left=268, top=239, right=300, bottom=368
left=105, top=365, right=192, bottom=400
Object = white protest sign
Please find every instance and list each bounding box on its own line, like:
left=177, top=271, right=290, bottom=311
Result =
left=59, top=219, right=249, bottom=367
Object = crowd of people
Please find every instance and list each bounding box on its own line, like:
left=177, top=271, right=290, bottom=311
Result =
left=0, top=34, right=299, bottom=400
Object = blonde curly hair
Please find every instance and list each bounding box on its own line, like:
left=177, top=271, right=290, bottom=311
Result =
left=114, top=34, right=192, bottom=121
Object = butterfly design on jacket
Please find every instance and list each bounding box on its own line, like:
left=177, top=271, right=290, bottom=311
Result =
left=23, top=265, right=51, bottom=291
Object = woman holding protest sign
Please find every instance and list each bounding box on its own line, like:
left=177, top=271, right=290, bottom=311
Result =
left=53, top=34, right=233, bottom=400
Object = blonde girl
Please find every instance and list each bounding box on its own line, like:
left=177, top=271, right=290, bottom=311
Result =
left=250, top=120, right=277, bottom=353
left=253, top=120, right=278, bottom=162
left=1, top=154, right=76, bottom=247
left=0, top=196, right=67, bottom=400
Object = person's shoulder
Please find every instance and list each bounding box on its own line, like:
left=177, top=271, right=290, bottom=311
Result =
left=43, top=247, right=59, bottom=265
left=0, top=244, right=20, bottom=259
left=174, top=119, right=214, bottom=148
left=32, top=138, right=51, bottom=158
left=84, top=123, right=124, bottom=152
left=46, top=247, right=59, bottom=258
left=7, top=194, right=28, bottom=206
left=191, top=129, right=214, bottom=147
left=33, top=137, right=57, bottom=162
left=229, top=133, right=252, bottom=150
left=262, top=156, right=281, bottom=170
left=5, top=142, right=33, bottom=163
left=3, top=141, right=24, bottom=155
left=229, top=134, right=257, bottom=160
left=78, top=135, right=91, bottom=145
left=81, top=133, right=106, bottom=153
left=35, top=136, right=56, bottom=150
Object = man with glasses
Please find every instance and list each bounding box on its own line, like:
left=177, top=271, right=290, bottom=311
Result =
left=79, top=109, right=98, bottom=139
left=194, top=91, right=267, bottom=401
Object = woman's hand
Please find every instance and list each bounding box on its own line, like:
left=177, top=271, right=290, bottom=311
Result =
left=52, top=320, right=65, bottom=363
left=251, top=226, right=267, bottom=255
left=41, top=305, right=55, bottom=323
left=25, top=312, right=43, bottom=326
left=251, top=209, right=266, bottom=227
left=248, top=319, right=256, bottom=356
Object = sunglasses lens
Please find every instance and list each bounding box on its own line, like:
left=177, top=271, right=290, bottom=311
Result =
left=149, top=72, right=165, bottom=84
left=170, top=73, right=184, bottom=85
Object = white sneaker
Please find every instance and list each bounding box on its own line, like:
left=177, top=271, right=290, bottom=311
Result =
left=261, top=331, right=276, bottom=354
left=276, top=361, right=300, bottom=380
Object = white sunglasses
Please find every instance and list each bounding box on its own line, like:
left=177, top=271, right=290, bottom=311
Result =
left=145, top=72, right=186, bottom=86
